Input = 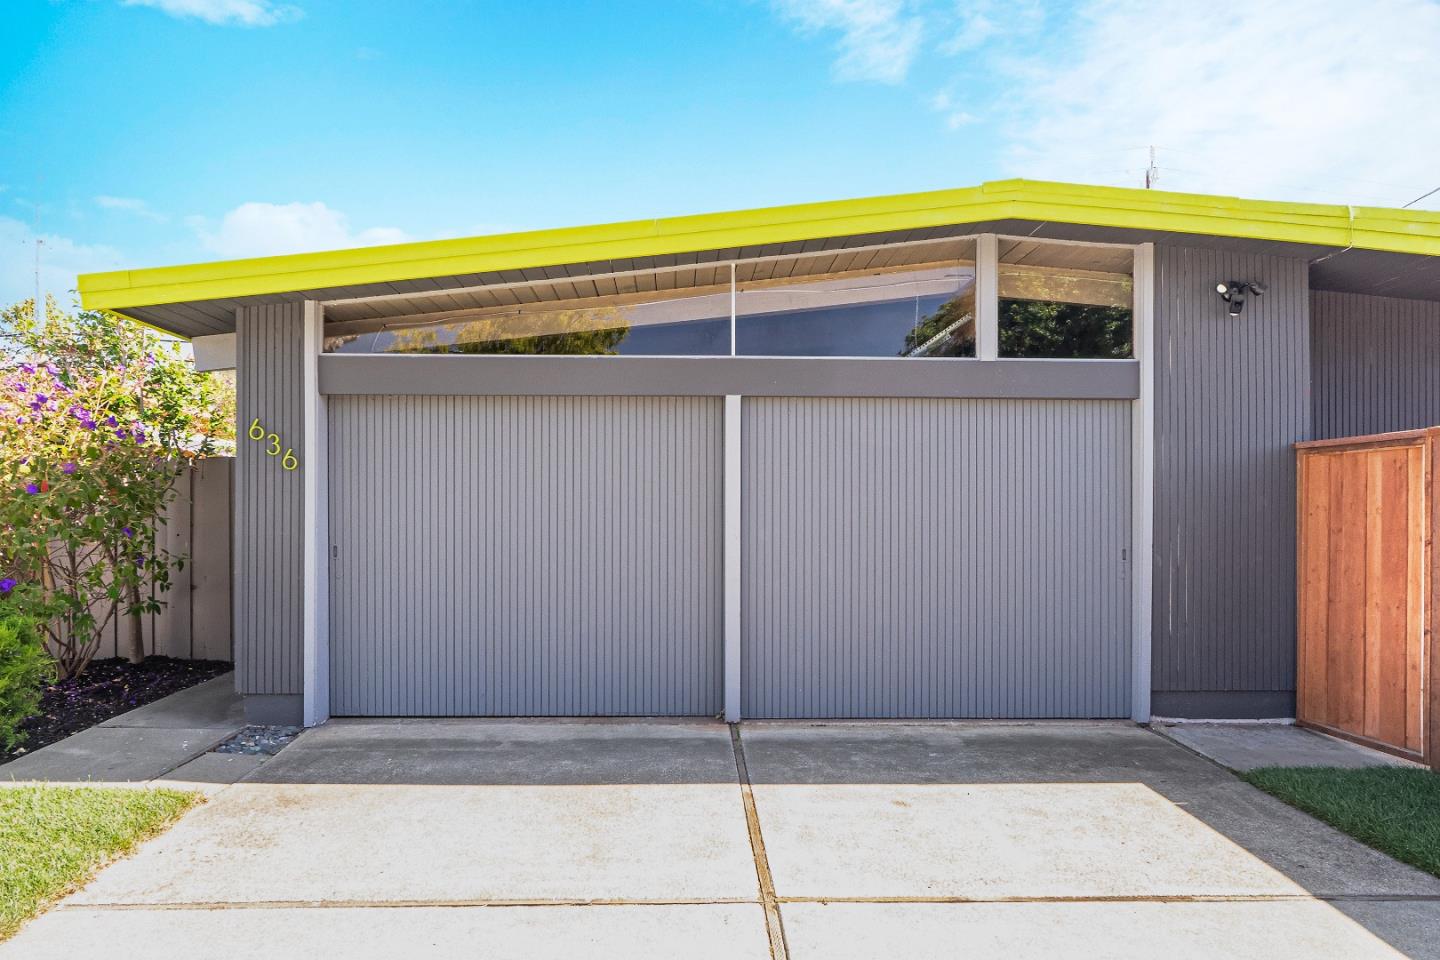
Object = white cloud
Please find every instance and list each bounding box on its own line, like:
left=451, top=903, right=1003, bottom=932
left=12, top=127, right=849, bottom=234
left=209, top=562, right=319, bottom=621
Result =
left=95, top=195, right=167, bottom=222
left=0, top=217, right=127, bottom=307
left=998, top=0, right=1440, bottom=207
left=940, top=0, right=1043, bottom=53
left=191, top=201, right=412, bottom=258
left=770, top=0, right=925, bottom=84
left=119, top=0, right=302, bottom=27
left=929, top=90, right=976, bottom=129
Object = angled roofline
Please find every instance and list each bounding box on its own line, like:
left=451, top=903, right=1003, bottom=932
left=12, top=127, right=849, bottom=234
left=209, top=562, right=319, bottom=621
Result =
left=78, top=178, right=1440, bottom=312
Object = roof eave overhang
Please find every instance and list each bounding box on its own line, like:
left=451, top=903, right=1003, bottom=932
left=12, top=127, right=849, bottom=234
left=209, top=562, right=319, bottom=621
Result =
left=78, top=178, right=1440, bottom=314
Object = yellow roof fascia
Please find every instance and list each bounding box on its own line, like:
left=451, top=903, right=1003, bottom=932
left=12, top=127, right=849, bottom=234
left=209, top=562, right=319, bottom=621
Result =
left=78, top=179, right=1440, bottom=311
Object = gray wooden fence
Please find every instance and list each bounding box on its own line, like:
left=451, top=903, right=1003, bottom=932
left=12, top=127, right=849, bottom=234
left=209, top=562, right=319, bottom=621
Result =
left=89, top=457, right=234, bottom=662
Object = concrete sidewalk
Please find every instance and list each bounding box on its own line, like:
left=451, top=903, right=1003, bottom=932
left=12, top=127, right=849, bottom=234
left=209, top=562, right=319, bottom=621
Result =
left=1155, top=721, right=1420, bottom=771
left=4, top=721, right=1439, bottom=958
left=1, top=674, right=246, bottom=784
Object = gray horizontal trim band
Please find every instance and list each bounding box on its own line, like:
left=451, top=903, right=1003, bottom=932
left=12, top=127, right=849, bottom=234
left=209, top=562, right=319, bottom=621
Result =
left=319, top=356, right=1139, bottom=400
left=1150, top=690, right=1296, bottom=720
left=242, top=694, right=304, bottom=726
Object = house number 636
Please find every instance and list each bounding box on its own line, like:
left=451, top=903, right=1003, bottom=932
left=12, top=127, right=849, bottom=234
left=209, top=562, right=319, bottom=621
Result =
left=248, top=418, right=299, bottom=471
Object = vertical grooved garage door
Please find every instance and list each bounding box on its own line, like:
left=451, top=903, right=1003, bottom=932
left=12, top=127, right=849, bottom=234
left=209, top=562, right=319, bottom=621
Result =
left=742, top=398, right=1132, bottom=718
left=328, top=395, right=723, bottom=716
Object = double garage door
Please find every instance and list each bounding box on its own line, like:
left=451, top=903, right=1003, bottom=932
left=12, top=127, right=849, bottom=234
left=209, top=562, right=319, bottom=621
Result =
left=327, top=395, right=1132, bottom=718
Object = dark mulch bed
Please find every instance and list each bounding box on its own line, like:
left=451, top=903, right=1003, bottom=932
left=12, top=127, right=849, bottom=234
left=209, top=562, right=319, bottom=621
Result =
left=1, top=656, right=232, bottom=766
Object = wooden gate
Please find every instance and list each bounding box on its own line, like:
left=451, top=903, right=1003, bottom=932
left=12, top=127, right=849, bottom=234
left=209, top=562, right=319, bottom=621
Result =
left=1295, top=428, right=1437, bottom=766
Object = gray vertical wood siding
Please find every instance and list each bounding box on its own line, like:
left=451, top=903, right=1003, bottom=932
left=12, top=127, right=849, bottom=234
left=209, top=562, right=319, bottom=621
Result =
left=1311, top=291, right=1440, bottom=440
left=741, top=397, right=1133, bottom=719
left=1151, top=246, right=1310, bottom=716
left=327, top=395, right=724, bottom=716
left=234, top=304, right=306, bottom=696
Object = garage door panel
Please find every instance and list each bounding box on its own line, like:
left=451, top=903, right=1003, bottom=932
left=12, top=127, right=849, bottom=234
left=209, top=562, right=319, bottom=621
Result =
left=328, top=395, right=723, bottom=716
left=742, top=398, right=1132, bottom=718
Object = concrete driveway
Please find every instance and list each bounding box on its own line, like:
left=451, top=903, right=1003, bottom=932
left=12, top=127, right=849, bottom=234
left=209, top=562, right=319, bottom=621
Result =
left=6, top=720, right=1439, bottom=959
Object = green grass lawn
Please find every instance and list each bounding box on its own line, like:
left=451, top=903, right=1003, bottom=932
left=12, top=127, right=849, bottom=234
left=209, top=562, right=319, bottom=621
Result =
left=0, top=786, right=199, bottom=940
left=1241, top=766, right=1440, bottom=878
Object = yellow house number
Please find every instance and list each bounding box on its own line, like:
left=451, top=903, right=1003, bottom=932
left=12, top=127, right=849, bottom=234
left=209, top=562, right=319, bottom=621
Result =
left=248, top=418, right=299, bottom=471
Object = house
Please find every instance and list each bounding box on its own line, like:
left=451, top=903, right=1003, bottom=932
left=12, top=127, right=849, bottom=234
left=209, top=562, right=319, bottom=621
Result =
left=78, top=180, right=1440, bottom=727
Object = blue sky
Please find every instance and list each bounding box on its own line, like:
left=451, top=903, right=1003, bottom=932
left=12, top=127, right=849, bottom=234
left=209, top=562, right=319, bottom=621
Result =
left=4, top=0, right=1440, bottom=305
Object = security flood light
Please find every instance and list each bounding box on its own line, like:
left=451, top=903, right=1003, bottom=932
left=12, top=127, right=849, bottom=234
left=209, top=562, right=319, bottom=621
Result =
left=1217, top=280, right=1266, bottom=316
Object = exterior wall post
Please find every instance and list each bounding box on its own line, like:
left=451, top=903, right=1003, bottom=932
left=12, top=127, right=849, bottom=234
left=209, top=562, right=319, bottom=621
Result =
left=1131, top=244, right=1155, bottom=722
left=724, top=394, right=742, bottom=722
left=301, top=301, right=330, bottom=727
left=233, top=303, right=307, bottom=725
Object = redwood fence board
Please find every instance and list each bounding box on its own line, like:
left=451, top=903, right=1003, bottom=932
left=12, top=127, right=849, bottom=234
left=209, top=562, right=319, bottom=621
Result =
left=1296, top=428, right=1436, bottom=766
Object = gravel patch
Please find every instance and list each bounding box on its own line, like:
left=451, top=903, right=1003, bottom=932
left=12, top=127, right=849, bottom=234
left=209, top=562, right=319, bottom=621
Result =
left=214, top=725, right=302, bottom=756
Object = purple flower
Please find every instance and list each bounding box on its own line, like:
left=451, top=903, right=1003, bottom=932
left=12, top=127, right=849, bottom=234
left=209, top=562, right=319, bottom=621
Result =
left=20, top=363, right=34, bottom=374
left=79, top=419, right=95, bottom=430
left=44, top=363, right=58, bottom=377
left=35, top=394, right=47, bottom=404
left=115, top=429, right=127, bottom=440
left=25, top=483, right=39, bottom=495
left=12, top=383, right=25, bottom=393
left=106, top=415, right=118, bottom=427
left=122, top=526, right=134, bottom=538
left=0, top=578, right=15, bottom=595
left=62, top=461, right=77, bottom=475
left=13, top=416, right=23, bottom=425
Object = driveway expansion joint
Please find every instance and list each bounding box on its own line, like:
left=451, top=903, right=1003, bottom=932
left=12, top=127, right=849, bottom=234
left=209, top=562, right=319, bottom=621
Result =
left=730, top=723, right=790, bottom=960
left=68, top=897, right=764, bottom=911
left=69, top=893, right=1440, bottom=912
left=773, top=894, right=1440, bottom=904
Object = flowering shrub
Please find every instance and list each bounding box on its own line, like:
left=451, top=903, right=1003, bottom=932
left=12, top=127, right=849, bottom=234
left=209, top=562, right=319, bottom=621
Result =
left=0, top=299, right=235, bottom=679
left=0, top=610, right=52, bottom=751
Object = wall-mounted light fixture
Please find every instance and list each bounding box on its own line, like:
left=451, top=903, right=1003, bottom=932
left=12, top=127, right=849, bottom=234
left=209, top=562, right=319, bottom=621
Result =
left=1216, top=280, right=1267, bottom=316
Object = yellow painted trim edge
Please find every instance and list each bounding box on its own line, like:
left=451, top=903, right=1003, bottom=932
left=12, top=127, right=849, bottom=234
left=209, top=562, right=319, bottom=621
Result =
left=79, top=179, right=1440, bottom=311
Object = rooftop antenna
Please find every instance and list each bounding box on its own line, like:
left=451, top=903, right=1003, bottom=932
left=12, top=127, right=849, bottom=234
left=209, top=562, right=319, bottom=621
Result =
left=1144, top=146, right=1159, bottom=190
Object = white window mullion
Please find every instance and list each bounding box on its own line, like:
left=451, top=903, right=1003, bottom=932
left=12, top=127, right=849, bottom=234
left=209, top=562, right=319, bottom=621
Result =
left=729, top=262, right=737, bottom=357
left=976, top=233, right=999, bottom=360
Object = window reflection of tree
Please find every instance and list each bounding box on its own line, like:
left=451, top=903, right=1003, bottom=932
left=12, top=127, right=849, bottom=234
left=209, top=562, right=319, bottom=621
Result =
left=900, top=289, right=977, bottom=358
left=323, top=332, right=361, bottom=352
left=996, top=265, right=1133, bottom=359
left=386, top=305, right=630, bottom=355
left=999, top=300, right=1132, bottom=359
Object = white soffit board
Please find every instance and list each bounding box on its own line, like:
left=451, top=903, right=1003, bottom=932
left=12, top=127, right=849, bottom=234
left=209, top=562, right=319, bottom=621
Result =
left=192, top=333, right=237, bottom=372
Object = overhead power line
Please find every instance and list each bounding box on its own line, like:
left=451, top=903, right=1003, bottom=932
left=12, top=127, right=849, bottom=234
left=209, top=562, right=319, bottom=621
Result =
left=1403, top=185, right=1440, bottom=209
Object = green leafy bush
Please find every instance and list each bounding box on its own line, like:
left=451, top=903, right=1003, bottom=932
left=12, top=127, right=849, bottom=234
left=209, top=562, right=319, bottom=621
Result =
left=0, top=611, right=52, bottom=752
